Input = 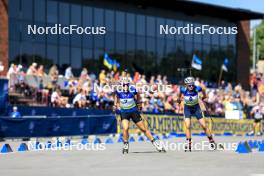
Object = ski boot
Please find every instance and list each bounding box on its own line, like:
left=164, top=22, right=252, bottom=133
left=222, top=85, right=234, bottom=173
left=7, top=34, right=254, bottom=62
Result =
left=152, top=139, right=166, bottom=152
left=184, top=139, right=192, bottom=152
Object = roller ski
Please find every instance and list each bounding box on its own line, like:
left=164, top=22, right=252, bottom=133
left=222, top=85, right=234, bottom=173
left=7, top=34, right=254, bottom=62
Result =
left=122, top=142, right=129, bottom=154
left=152, top=139, right=166, bottom=152
left=184, top=139, right=192, bottom=152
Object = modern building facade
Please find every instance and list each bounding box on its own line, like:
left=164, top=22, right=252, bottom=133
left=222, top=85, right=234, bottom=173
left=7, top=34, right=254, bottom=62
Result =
left=1, top=0, right=263, bottom=88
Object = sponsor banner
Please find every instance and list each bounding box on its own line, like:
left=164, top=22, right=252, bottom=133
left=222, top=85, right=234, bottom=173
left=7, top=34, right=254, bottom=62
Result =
left=117, top=114, right=258, bottom=134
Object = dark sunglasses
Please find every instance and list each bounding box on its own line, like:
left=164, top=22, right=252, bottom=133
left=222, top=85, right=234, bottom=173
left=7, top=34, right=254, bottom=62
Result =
left=187, top=84, right=194, bottom=88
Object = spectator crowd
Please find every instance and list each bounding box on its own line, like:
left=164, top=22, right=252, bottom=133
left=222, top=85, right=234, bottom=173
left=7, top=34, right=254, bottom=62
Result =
left=5, top=62, right=264, bottom=119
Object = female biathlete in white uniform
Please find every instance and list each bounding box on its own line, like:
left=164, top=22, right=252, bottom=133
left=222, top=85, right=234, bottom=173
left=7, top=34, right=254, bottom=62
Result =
left=177, top=77, right=217, bottom=151
left=113, top=78, right=166, bottom=154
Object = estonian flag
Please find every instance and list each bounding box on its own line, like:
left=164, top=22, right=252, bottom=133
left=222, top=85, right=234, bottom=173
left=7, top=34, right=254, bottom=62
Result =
left=103, top=53, right=113, bottom=70
left=222, top=58, right=229, bottom=72
left=191, top=54, right=202, bottom=70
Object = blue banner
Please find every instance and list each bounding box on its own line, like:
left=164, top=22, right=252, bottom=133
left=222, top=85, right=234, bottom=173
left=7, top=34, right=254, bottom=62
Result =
left=0, top=79, right=8, bottom=115
left=0, top=115, right=117, bottom=138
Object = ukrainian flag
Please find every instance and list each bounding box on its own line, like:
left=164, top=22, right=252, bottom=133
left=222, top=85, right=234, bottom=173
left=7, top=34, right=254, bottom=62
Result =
left=103, top=53, right=113, bottom=70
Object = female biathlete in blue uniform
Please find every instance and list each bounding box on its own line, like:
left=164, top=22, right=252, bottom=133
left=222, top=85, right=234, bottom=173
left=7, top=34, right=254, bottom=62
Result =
left=113, top=78, right=166, bottom=154
left=177, top=77, right=217, bottom=151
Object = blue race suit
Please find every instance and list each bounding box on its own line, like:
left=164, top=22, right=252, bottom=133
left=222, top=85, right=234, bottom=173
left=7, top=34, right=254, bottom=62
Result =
left=116, top=88, right=142, bottom=123
left=180, top=85, right=203, bottom=119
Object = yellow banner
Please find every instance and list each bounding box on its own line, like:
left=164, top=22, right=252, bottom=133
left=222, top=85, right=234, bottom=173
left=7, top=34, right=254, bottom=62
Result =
left=117, top=114, right=261, bottom=134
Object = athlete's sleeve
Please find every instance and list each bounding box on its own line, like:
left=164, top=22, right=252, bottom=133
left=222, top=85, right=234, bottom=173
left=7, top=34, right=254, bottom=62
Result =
left=196, top=86, right=202, bottom=92
left=130, top=85, right=137, bottom=95
left=180, top=86, right=186, bottom=94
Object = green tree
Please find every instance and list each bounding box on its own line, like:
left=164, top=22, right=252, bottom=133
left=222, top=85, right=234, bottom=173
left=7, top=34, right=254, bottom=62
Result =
left=251, top=20, right=264, bottom=61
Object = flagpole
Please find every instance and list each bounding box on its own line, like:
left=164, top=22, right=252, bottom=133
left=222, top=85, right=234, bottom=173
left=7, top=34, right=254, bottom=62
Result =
left=218, top=66, right=223, bottom=86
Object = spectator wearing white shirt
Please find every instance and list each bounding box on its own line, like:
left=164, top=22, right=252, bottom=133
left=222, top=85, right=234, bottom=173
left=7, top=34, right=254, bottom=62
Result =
left=65, top=66, right=74, bottom=80
left=73, top=89, right=88, bottom=108
left=51, top=89, right=62, bottom=107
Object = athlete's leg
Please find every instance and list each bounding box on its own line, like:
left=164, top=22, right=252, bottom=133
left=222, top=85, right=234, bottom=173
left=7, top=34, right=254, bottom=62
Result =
left=135, top=120, right=154, bottom=141
left=121, top=119, right=130, bottom=142
left=184, top=118, right=191, bottom=139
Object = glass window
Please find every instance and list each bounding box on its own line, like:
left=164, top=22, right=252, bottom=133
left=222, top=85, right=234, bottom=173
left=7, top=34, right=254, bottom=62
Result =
left=9, top=0, right=20, bottom=19
left=212, top=27, right=219, bottom=45
left=166, top=19, right=174, bottom=39
left=116, top=11, right=125, bottom=33
left=21, top=21, right=33, bottom=41
left=83, top=6, right=93, bottom=49
left=94, top=8, right=104, bottom=26
left=185, top=41, right=193, bottom=54
left=116, top=33, right=125, bottom=51
left=166, top=39, right=175, bottom=54
left=21, top=0, right=33, bottom=21
left=105, top=32, right=115, bottom=50
left=176, top=20, right=184, bottom=40
left=136, top=36, right=145, bottom=51
left=9, top=19, right=20, bottom=41
left=71, top=48, right=82, bottom=68
left=136, top=15, right=145, bottom=35
left=146, top=16, right=155, bottom=37
left=34, top=43, right=46, bottom=61
left=94, top=35, right=104, bottom=49
left=59, top=46, right=70, bottom=66
left=47, top=0, right=58, bottom=23
left=34, top=0, right=45, bottom=22
left=105, top=10, right=114, bottom=31
left=193, top=23, right=202, bottom=43
left=127, top=34, right=135, bottom=51
left=82, top=48, right=93, bottom=67
left=9, top=41, right=20, bottom=62
left=47, top=45, right=58, bottom=64
left=147, top=37, right=155, bottom=53
left=59, top=3, right=69, bottom=25
left=127, top=13, right=135, bottom=34
left=71, top=4, right=82, bottom=47
left=21, top=41, right=33, bottom=55
left=46, top=23, right=58, bottom=44
left=83, top=6, right=93, bottom=26
left=157, top=17, right=165, bottom=38
left=220, top=34, right=228, bottom=46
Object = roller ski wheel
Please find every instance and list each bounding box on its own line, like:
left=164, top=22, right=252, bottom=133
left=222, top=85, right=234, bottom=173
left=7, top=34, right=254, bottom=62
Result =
left=122, top=142, right=129, bottom=154
left=122, top=148, right=128, bottom=154
left=158, top=148, right=166, bottom=153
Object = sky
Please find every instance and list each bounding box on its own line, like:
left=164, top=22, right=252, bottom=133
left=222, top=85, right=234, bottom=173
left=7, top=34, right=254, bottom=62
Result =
left=192, top=0, right=264, bottom=29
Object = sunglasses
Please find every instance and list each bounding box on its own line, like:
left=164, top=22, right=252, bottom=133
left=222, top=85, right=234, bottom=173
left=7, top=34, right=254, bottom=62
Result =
left=187, top=84, right=194, bottom=88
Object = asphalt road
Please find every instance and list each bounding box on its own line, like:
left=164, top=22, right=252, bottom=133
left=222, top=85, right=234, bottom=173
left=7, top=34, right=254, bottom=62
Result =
left=0, top=136, right=263, bottom=176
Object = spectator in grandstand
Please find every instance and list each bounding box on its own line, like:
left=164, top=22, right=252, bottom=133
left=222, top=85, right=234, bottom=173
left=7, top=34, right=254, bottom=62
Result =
left=99, top=70, right=106, bottom=85
left=65, top=66, right=74, bottom=80
left=48, top=65, right=59, bottom=85
left=73, top=89, right=88, bottom=108
left=9, top=106, right=22, bottom=118
left=37, top=65, right=46, bottom=77
left=6, top=63, right=17, bottom=79
left=80, top=68, right=89, bottom=80
left=27, top=62, right=38, bottom=75
left=51, top=88, right=68, bottom=107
